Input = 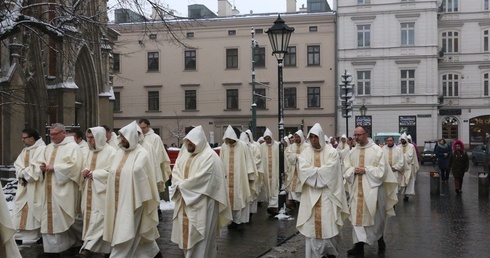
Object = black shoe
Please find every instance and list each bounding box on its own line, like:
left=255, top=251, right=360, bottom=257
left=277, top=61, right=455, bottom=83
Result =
left=378, top=236, right=386, bottom=254
left=235, top=223, right=245, bottom=231
left=266, top=207, right=279, bottom=216
left=158, top=208, right=163, bottom=221
left=154, top=252, right=163, bottom=258
left=347, top=242, right=364, bottom=255
left=37, top=253, right=60, bottom=258
left=403, top=196, right=409, bottom=202
left=36, top=237, right=43, bottom=244
left=227, top=222, right=238, bottom=230
left=15, top=239, right=22, bottom=245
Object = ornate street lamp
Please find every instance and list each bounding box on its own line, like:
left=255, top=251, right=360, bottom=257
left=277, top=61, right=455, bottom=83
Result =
left=266, top=15, right=294, bottom=214
left=360, top=104, right=367, bottom=116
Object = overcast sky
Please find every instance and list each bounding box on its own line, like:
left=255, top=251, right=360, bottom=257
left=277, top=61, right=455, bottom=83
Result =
left=108, top=0, right=335, bottom=18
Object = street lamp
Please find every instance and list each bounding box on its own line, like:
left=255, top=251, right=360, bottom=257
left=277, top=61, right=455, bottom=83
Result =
left=251, top=28, right=258, bottom=140
left=340, top=70, right=355, bottom=136
left=266, top=15, right=294, bottom=214
left=360, top=104, right=367, bottom=116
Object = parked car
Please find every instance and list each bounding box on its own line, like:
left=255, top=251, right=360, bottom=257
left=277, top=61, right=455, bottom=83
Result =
left=471, top=144, right=486, bottom=165
left=421, top=140, right=437, bottom=165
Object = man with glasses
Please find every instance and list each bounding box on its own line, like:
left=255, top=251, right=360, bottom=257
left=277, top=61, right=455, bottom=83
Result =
left=12, top=128, right=46, bottom=245
left=343, top=127, right=398, bottom=256
left=40, top=123, right=84, bottom=257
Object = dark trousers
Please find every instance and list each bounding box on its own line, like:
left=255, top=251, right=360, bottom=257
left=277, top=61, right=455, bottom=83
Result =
left=440, top=168, right=450, bottom=181
left=454, top=176, right=464, bottom=190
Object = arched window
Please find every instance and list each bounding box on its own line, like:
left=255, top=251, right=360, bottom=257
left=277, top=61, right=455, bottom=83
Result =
left=442, top=73, right=459, bottom=97
left=442, top=116, right=458, bottom=140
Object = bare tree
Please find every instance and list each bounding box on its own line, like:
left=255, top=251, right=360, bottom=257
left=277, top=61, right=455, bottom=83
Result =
left=163, top=110, right=189, bottom=148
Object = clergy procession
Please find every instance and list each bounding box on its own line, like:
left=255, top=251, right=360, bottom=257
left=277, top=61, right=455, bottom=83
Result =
left=2, top=118, right=428, bottom=258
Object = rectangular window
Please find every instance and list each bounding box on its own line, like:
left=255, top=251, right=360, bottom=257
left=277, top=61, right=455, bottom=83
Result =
left=357, top=25, right=371, bottom=48
left=255, top=28, right=263, bottom=34
left=484, top=30, right=489, bottom=52
left=442, top=74, right=459, bottom=97
left=228, top=30, right=236, bottom=36
left=253, top=47, right=266, bottom=68
left=184, top=50, right=196, bottom=70
left=284, top=87, right=297, bottom=108
left=186, top=32, right=194, bottom=38
left=442, top=0, right=459, bottom=12
left=401, top=70, right=415, bottom=94
left=113, top=53, right=120, bottom=73
left=147, top=52, right=159, bottom=71
left=401, top=23, right=415, bottom=46
left=442, top=31, right=459, bottom=53
left=485, top=0, right=489, bottom=10
left=309, top=26, right=318, bottom=32
left=226, top=89, right=239, bottom=110
left=226, top=49, right=238, bottom=69
left=357, top=71, right=371, bottom=95
left=113, top=92, right=121, bottom=111
left=148, top=91, right=159, bottom=111
left=307, top=45, right=320, bottom=66
left=357, top=0, right=371, bottom=4
left=255, top=88, right=266, bottom=109
left=484, top=73, right=489, bottom=96
left=284, top=46, right=297, bottom=67
left=185, top=90, right=197, bottom=110
left=307, top=87, right=320, bottom=108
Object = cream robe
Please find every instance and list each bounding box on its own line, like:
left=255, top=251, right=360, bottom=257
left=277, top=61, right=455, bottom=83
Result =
left=108, top=132, right=119, bottom=149
left=144, top=129, right=172, bottom=190
left=285, top=139, right=309, bottom=201
left=0, top=180, right=22, bottom=257
left=103, top=122, right=159, bottom=258
left=382, top=145, right=405, bottom=192
left=221, top=127, right=254, bottom=224
left=171, top=126, right=232, bottom=257
left=81, top=127, right=116, bottom=253
left=41, top=136, right=83, bottom=252
left=296, top=124, right=349, bottom=258
left=13, top=138, right=46, bottom=240
left=259, top=139, right=280, bottom=208
left=343, top=140, right=398, bottom=245
left=400, top=142, right=419, bottom=195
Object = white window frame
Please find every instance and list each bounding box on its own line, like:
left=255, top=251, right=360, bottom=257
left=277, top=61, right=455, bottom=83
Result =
left=401, top=22, right=415, bottom=46
left=441, top=31, right=459, bottom=53
left=357, top=24, right=371, bottom=48
left=442, top=73, right=459, bottom=97
left=401, top=69, right=415, bottom=94
left=356, top=71, right=371, bottom=95
left=442, top=0, right=459, bottom=12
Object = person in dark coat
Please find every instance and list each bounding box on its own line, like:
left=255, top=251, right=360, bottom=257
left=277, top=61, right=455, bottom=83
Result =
left=449, top=140, right=469, bottom=194
left=434, top=138, right=452, bottom=182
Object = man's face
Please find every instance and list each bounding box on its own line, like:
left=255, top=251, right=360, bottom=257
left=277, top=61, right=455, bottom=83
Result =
left=400, top=139, right=407, bottom=145
left=22, top=133, right=35, bottom=147
left=87, top=133, right=96, bottom=149
left=289, top=137, right=294, bottom=144
left=225, top=138, right=236, bottom=145
left=264, top=136, right=272, bottom=144
left=106, top=131, right=112, bottom=142
left=138, top=122, right=150, bottom=134
left=386, top=137, right=394, bottom=147
left=186, top=141, right=196, bottom=153
left=309, top=134, right=321, bottom=149
left=353, top=128, right=368, bottom=146
left=50, top=128, right=65, bottom=144
left=120, top=135, right=130, bottom=148
left=69, top=132, right=82, bottom=144
left=294, top=134, right=301, bottom=144
left=341, top=137, right=347, bottom=143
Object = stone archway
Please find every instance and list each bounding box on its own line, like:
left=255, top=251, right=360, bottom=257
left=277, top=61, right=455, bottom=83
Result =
left=74, top=45, right=98, bottom=131
left=441, top=116, right=459, bottom=140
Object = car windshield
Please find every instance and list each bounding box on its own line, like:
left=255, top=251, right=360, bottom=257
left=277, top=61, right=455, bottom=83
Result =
left=424, top=142, right=437, bottom=151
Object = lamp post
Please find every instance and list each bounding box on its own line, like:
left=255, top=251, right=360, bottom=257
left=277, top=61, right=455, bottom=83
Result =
left=340, top=70, right=354, bottom=136
left=266, top=15, right=294, bottom=214
left=251, top=28, right=258, bottom=140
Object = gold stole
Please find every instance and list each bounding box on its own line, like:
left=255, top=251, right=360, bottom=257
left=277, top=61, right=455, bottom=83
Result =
left=19, top=150, right=31, bottom=230
left=313, top=151, right=322, bottom=238
left=183, top=153, right=197, bottom=250
left=114, top=152, right=129, bottom=223
left=228, top=145, right=235, bottom=210
left=268, top=145, right=273, bottom=189
left=45, top=146, right=59, bottom=234
left=355, top=149, right=366, bottom=226
left=388, top=148, right=393, bottom=167
left=83, top=152, right=98, bottom=237
left=291, top=146, right=300, bottom=192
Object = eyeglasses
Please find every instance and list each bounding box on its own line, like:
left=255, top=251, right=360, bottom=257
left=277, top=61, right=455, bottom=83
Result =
left=50, top=131, right=63, bottom=136
left=353, top=133, right=366, bottom=137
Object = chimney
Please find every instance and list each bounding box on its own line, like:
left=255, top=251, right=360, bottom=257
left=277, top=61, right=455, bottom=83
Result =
left=232, top=6, right=240, bottom=15
left=286, top=0, right=296, bottom=13
left=299, top=4, right=307, bottom=12
left=218, top=0, right=232, bottom=17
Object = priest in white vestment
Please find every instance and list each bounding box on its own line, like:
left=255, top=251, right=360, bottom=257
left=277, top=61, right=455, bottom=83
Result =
left=259, top=128, right=281, bottom=215
left=382, top=136, right=404, bottom=193
left=103, top=122, right=160, bottom=258
left=171, top=126, right=232, bottom=258
left=343, top=127, right=398, bottom=256
left=13, top=128, right=46, bottom=243
left=220, top=126, right=254, bottom=230
left=285, top=130, right=309, bottom=204
left=1, top=184, right=22, bottom=258
left=296, top=124, right=349, bottom=258
left=399, top=133, right=419, bottom=201
left=78, top=127, right=116, bottom=257
left=241, top=130, right=261, bottom=217
left=40, top=123, right=84, bottom=254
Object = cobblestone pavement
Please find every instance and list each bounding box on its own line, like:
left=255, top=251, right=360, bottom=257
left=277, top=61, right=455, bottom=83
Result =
left=19, top=163, right=490, bottom=257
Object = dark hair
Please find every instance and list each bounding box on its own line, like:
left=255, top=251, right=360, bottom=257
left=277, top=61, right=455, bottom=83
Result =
left=385, top=136, right=394, bottom=141
left=102, top=125, right=110, bottom=132
left=138, top=118, right=150, bottom=125
left=22, top=128, right=40, bottom=141
left=70, top=128, right=84, bottom=139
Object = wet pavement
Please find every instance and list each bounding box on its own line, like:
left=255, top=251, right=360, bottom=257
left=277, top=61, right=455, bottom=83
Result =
left=19, top=163, right=490, bottom=257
